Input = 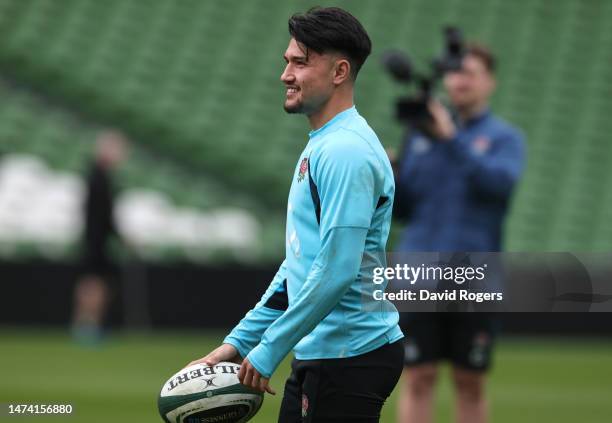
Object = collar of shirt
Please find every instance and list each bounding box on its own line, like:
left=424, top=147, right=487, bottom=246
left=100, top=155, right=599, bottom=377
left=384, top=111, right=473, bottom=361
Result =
left=454, top=107, right=491, bottom=130
left=308, top=105, right=358, bottom=140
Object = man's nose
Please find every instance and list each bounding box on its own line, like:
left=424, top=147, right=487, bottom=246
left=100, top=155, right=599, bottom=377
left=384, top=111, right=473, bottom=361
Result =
left=280, top=65, right=294, bottom=83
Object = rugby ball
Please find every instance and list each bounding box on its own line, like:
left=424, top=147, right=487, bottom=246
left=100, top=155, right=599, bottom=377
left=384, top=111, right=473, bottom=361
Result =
left=158, top=362, right=263, bottom=423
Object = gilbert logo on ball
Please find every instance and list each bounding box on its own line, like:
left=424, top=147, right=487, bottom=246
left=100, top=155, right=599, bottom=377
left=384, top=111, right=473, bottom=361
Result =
left=158, top=362, right=264, bottom=423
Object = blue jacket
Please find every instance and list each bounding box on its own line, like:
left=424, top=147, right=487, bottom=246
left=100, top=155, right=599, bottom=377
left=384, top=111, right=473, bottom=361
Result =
left=395, top=109, right=525, bottom=252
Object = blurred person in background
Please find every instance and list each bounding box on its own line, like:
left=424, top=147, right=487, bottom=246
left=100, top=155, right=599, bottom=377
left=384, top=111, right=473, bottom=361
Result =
left=392, top=45, right=525, bottom=423
left=71, top=130, right=128, bottom=345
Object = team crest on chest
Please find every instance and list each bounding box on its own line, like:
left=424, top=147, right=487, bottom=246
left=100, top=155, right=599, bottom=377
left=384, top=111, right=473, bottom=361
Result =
left=297, top=157, right=309, bottom=182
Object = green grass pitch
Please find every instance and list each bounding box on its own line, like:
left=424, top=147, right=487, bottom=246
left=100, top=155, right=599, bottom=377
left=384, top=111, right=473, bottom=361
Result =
left=1, top=328, right=611, bottom=422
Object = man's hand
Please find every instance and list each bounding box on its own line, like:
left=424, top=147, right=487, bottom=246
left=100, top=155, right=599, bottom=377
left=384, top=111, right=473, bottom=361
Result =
left=238, top=357, right=276, bottom=395
left=426, top=100, right=456, bottom=141
left=186, top=343, right=242, bottom=368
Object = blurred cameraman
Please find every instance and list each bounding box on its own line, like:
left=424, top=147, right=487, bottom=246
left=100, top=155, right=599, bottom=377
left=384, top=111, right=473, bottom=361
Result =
left=393, top=45, right=525, bottom=423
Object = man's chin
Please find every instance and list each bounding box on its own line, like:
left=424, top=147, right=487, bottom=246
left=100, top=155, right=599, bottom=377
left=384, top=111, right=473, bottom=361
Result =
left=283, top=101, right=303, bottom=114
left=451, top=98, right=476, bottom=109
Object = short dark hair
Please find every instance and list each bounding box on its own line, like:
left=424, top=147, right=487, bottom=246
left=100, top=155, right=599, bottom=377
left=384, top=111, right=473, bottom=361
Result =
left=466, top=43, right=496, bottom=74
left=288, top=7, right=372, bottom=80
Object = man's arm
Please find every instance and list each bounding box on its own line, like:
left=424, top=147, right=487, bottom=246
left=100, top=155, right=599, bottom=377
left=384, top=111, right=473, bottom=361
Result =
left=394, top=132, right=429, bottom=220
left=246, top=226, right=368, bottom=378
left=245, top=133, right=377, bottom=378
left=427, top=100, right=526, bottom=200
left=447, top=130, right=525, bottom=199
left=185, top=260, right=288, bottom=386
left=222, top=260, right=288, bottom=359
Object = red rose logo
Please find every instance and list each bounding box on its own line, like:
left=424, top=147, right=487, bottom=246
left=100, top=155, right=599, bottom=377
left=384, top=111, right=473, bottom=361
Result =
left=297, top=157, right=308, bottom=182
left=301, top=394, right=309, bottom=417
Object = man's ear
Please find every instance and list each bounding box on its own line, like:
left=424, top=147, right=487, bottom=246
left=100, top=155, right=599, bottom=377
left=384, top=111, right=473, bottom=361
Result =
left=333, top=58, right=352, bottom=85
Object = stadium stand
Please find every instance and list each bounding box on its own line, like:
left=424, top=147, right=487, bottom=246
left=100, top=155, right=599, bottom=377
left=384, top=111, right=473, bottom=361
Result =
left=0, top=0, right=611, bottom=257
left=0, top=79, right=280, bottom=261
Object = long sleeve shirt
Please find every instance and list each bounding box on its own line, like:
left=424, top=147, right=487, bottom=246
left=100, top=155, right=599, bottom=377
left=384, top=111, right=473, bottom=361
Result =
left=224, top=106, right=403, bottom=378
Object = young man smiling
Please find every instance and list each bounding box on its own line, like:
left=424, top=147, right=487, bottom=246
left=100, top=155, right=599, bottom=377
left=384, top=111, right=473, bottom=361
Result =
left=188, top=7, right=404, bottom=422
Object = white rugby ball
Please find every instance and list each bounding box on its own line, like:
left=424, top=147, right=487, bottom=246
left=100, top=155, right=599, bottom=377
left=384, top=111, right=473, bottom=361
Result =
left=158, top=362, right=263, bottom=423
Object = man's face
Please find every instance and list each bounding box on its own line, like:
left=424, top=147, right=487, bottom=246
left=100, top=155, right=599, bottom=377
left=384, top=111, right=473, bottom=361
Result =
left=443, top=55, right=495, bottom=109
left=96, top=133, right=128, bottom=168
left=280, top=38, right=337, bottom=115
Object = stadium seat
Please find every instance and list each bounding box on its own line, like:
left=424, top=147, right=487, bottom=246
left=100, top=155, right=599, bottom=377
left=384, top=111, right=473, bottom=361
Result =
left=0, top=0, right=611, bottom=254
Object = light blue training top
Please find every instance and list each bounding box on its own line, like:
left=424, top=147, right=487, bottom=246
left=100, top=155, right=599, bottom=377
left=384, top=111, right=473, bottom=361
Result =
left=224, top=106, right=403, bottom=378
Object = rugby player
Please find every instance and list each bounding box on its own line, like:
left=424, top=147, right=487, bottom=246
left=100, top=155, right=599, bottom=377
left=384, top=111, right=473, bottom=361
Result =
left=188, top=7, right=404, bottom=422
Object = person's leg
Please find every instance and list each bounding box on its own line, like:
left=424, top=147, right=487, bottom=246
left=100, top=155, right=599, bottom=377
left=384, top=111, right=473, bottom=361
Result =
left=76, top=275, right=108, bottom=318
left=451, top=366, right=488, bottom=423
left=72, top=274, right=109, bottom=343
left=291, top=340, right=403, bottom=422
left=397, top=313, right=445, bottom=423
left=278, top=359, right=305, bottom=423
left=448, top=313, right=498, bottom=423
left=397, top=363, right=438, bottom=423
